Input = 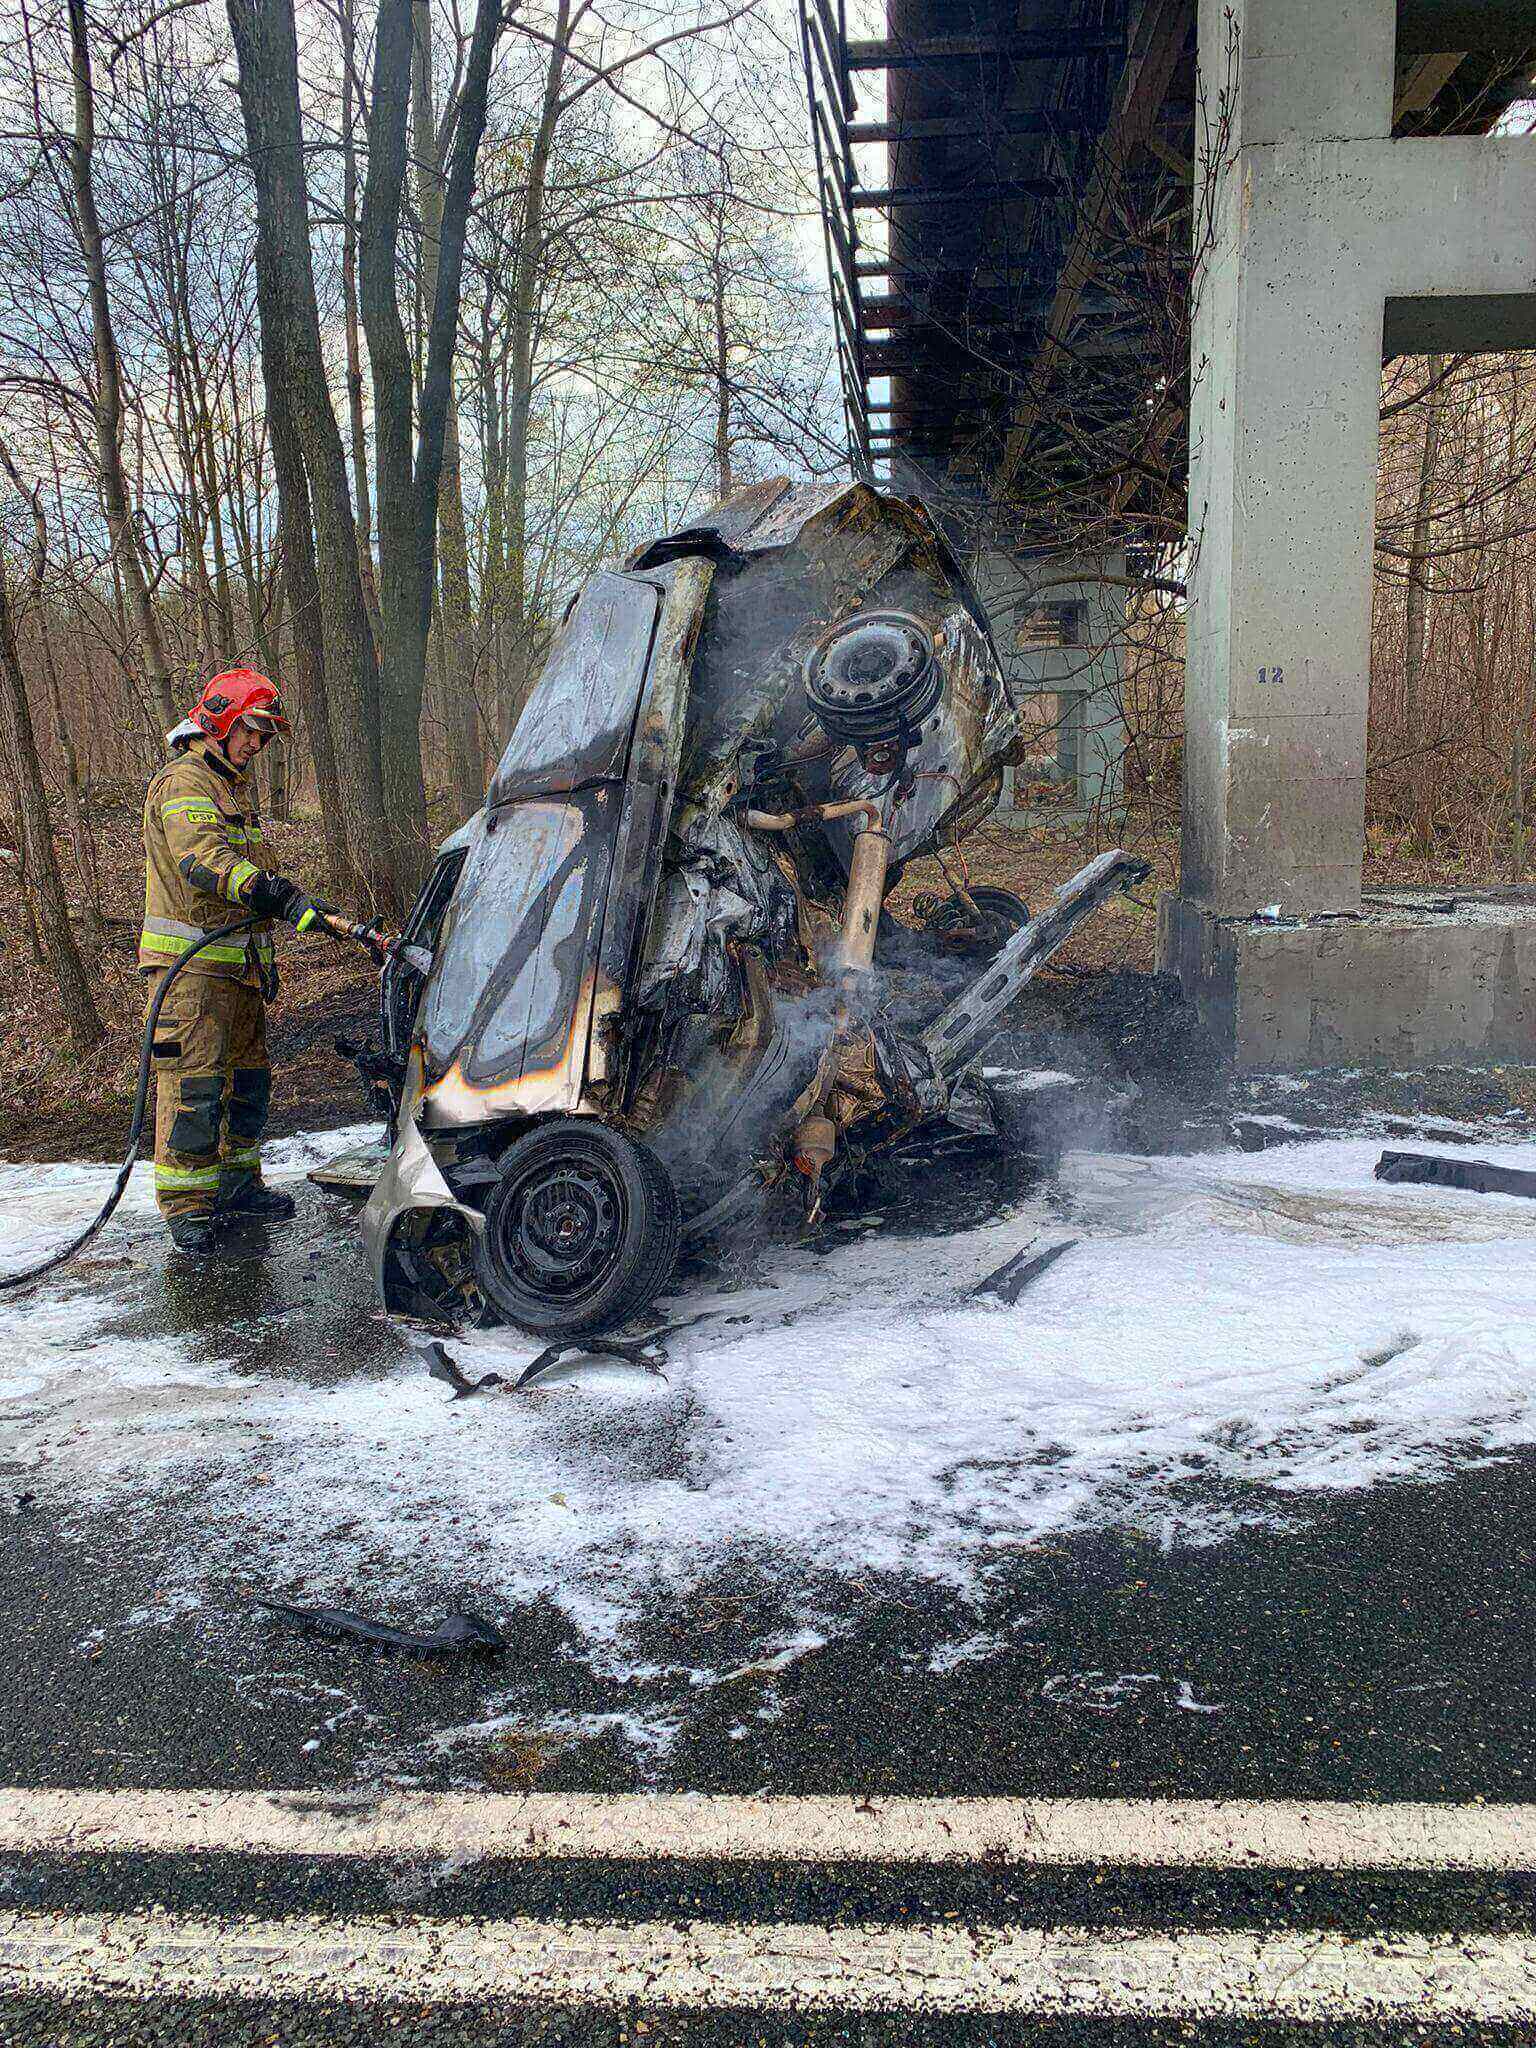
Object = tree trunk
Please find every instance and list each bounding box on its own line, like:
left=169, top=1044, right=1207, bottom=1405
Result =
left=0, top=442, right=104, bottom=944
left=0, top=551, right=104, bottom=1055
left=340, top=0, right=385, bottom=656
left=227, top=0, right=397, bottom=908
left=412, top=0, right=484, bottom=818
left=361, top=0, right=502, bottom=887
left=196, top=386, right=239, bottom=663
left=4, top=785, right=46, bottom=965
left=360, top=0, right=430, bottom=875
left=1402, top=360, right=1444, bottom=729
left=1512, top=685, right=1527, bottom=885
left=67, top=0, right=178, bottom=736
left=497, top=0, right=569, bottom=745
left=264, top=369, right=352, bottom=885
left=266, top=692, right=291, bottom=818
left=251, top=560, right=289, bottom=822
left=474, top=282, right=512, bottom=743
left=712, top=211, right=733, bottom=500
left=228, top=373, right=327, bottom=845
left=1403, top=355, right=1443, bottom=853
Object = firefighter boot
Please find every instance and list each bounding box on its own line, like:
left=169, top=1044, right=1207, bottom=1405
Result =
left=218, top=1180, right=296, bottom=1222
left=167, top=1214, right=220, bottom=1255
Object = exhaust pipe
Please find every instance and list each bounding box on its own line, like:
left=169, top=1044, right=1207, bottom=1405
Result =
left=742, top=799, right=890, bottom=980
left=829, top=823, right=891, bottom=978
left=745, top=797, right=890, bottom=1217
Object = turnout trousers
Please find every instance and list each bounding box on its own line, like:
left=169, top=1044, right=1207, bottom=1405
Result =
left=145, top=972, right=271, bottom=1219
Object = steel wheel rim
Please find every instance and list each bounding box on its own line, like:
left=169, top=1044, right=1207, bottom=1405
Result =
left=496, top=1153, right=628, bottom=1304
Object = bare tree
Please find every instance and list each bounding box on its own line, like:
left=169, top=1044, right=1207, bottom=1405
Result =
left=412, top=0, right=487, bottom=817
left=227, top=0, right=395, bottom=903
left=65, top=0, right=178, bottom=735
left=360, top=0, right=503, bottom=877
left=492, top=0, right=568, bottom=742
left=338, top=0, right=384, bottom=653
left=0, top=546, right=103, bottom=1052
left=0, top=437, right=103, bottom=943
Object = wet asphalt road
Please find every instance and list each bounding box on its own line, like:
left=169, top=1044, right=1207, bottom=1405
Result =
left=5, top=1160, right=1535, bottom=1806
left=5, top=1408, right=1536, bottom=1804
left=3, top=1163, right=1535, bottom=2042
left=11, top=2008, right=1535, bottom=2048
left=7, top=2007, right=1529, bottom=2048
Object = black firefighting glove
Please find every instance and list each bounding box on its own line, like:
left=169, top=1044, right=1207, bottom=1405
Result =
left=244, top=870, right=328, bottom=933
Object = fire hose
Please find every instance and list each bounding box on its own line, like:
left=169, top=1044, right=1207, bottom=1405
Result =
left=0, top=909, right=388, bottom=1292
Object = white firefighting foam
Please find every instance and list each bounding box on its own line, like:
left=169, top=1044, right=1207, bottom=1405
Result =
left=4, top=1129, right=1536, bottom=1691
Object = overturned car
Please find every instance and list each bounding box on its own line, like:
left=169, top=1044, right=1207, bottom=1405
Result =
left=358, top=479, right=1148, bottom=1334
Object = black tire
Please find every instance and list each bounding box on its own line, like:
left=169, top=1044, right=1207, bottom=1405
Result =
left=477, top=1117, right=680, bottom=1337
left=927, top=884, right=1031, bottom=956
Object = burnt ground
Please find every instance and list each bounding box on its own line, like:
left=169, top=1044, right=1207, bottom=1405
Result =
left=263, top=979, right=382, bottom=1140
left=1051, top=964, right=1536, bottom=1141
left=997, top=963, right=1536, bottom=1160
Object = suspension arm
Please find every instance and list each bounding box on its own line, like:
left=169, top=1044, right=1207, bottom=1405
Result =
left=919, top=850, right=1152, bottom=1082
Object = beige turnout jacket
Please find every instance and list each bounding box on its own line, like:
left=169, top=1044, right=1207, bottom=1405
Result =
left=139, top=738, right=275, bottom=985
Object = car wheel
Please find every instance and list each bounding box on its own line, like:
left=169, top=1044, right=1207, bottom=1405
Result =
left=926, top=884, right=1031, bottom=956
left=477, top=1118, right=681, bottom=1337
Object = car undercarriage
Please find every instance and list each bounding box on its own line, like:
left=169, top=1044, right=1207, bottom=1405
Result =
left=356, top=478, right=1149, bottom=1335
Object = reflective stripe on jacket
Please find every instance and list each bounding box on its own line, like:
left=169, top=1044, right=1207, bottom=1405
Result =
left=139, top=739, right=275, bottom=982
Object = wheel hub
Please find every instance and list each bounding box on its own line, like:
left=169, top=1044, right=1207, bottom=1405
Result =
left=510, top=1163, right=621, bottom=1288
left=803, top=610, right=942, bottom=747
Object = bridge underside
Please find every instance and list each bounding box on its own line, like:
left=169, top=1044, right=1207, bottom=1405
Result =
left=805, top=0, right=1535, bottom=540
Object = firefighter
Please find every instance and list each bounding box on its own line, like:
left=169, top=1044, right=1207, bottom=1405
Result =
left=140, top=669, right=327, bottom=1254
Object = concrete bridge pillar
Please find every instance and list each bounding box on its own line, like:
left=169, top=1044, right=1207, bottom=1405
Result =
left=976, top=553, right=1128, bottom=819
left=1160, top=0, right=1536, bottom=1067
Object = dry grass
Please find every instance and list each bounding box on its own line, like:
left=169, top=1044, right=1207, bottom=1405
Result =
left=897, top=803, right=1527, bottom=983
left=891, top=816, right=1170, bottom=975
left=477, top=1724, right=571, bottom=1792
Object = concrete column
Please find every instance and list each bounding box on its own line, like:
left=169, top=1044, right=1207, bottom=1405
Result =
left=1162, top=0, right=1536, bottom=1066
left=1181, top=0, right=1536, bottom=917
left=976, top=552, right=1128, bottom=818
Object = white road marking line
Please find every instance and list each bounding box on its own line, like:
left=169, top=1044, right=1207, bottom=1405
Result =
left=0, top=1912, right=1530, bottom=2015
left=1, top=1790, right=1533, bottom=1870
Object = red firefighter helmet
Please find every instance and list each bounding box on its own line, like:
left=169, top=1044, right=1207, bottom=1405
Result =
left=190, top=668, right=290, bottom=743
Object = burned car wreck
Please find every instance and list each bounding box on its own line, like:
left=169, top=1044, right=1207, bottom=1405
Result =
left=358, top=479, right=1148, bottom=1335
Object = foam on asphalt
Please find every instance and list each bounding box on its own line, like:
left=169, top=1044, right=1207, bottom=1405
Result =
left=4, top=1122, right=1536, bottom=1775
